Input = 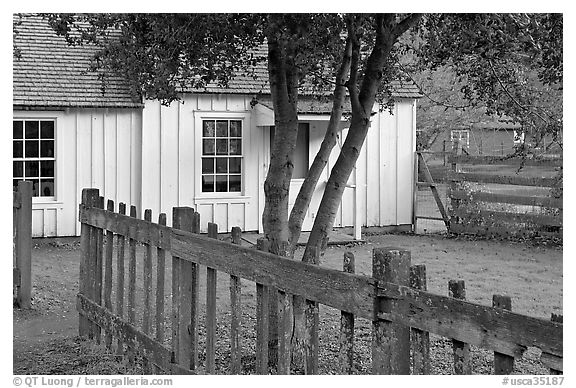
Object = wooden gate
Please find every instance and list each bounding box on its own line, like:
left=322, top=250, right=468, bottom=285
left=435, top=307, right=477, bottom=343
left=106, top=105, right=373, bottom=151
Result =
left=77, top=188, right=562, bottom=374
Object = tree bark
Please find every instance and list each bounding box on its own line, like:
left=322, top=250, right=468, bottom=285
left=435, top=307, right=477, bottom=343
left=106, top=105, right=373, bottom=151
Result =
left=302, top=15, right=397, bottom=264
left=287, top=37, right=353, bottom=253
left=262, top=32, right=299, bottom=256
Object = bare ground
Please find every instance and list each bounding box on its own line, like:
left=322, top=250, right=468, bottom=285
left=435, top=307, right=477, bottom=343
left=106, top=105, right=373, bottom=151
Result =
left=13, top=231, right=562, bottom=375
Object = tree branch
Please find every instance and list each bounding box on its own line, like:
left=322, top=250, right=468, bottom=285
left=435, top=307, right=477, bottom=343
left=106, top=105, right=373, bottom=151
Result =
left=393, top=13, right=423, bottom=38
left=396, top=61, right=473, bottom=110
left=346, top=15, right=362, bottom=115
left=488, top=59, right=549, bottom=125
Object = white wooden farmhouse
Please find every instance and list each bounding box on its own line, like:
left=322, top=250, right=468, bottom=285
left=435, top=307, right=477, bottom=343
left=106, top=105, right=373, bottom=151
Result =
left=13, top=14, right=421, bottom=237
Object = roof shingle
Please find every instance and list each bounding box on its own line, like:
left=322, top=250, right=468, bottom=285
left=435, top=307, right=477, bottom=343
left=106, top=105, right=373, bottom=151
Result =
left=13, top=14, right=421, bottom=110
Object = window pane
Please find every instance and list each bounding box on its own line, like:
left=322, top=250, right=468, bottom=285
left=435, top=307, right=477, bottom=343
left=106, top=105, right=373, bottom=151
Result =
left=40, top=140, right=54, bottom=157
left=216, top=120, right=228, bottom=137
left=40, top=179, right=54, bottom=196
left=215, top=176, right=228, bottom=192
left=202, top=175, right=215, bottom=192
left=13, top=179, right=21, bottom=192
left=230, top=120, right=242, bottom=137
left=216, top=139, right=228, bottom=155
left=40, top=161, right=54, bottom=177
left=41, top=121, right=55, bottom=138
left=13, top=161, right=23, bottom=178
left=202, top=158, right=214, bottom=174
left=13, top=121, right=23, bottom=139
left=25, top=140, right=39, bottom=157
left=25, top=121, right=39, bottom=139
left=229, top=157, right=241, bottom=173
left=25, top=161, right=39, bottom=177
left=203, top=120, right=215, bottom=137
left=229, top=175, right=241, bottom=192
left=13, top=141, right=23, bottom=158
left=215, top=158, right=227, bottom=173
left=30, top=179, right=39, bottom=196
left=203, top=139, right=215, bottom=155
left=230, top=139, right=242, bottom=155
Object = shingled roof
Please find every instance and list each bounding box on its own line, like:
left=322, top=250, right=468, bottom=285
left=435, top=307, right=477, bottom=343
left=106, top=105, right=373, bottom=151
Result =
left=13, top=14, right=421, bottom=110
left=13, top=14, right=143, bottom=109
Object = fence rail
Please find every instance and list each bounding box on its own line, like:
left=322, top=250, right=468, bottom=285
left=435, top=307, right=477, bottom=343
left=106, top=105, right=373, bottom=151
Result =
left=13, top=181, right=32, bottom=309
left=78, top=188, right=562, bottom=374
left=447, top=150, right=562, bottom=238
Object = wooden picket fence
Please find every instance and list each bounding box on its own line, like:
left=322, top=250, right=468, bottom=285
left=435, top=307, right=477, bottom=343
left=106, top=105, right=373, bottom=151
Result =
left=447, top=153, right=562, bottom=239
left=77, top=188, right=562, bottom=374
left=13, top=181, right=32, bottom=309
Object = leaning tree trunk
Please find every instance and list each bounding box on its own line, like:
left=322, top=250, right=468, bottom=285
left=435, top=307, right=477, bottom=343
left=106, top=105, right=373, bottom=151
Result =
left=295, top=16, right=396, bottom=373
left=287, top=37, right=352, bottom=253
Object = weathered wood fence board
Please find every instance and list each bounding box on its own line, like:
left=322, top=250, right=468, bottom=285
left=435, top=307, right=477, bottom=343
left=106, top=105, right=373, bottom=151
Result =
left=339, top=252, right=355, bottom=374
left=376, top=283, right=562, bottom=359
left=449, top=189, right=563, bottom=209
left=449, top=280, right=470, bottom=374
left=409, top=264, right=429, bottom=374
left=448, top=155, right=563, bottom=167
left=13, top=181, right=33, bottom=309
left=77, top=188, right=563, bottom=375
left=449, top=172, right=557, bottom=187
left=229, top=226, right=243, bottom=374
left=453, top=208, right=562, bottom=228
left=170, top=229, right=377, bottom=320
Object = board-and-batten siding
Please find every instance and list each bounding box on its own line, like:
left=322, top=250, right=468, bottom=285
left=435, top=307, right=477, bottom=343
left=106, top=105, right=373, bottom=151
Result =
left=141, top=95, right=415, bottom=234
left=14, top=108, right=142, bottom=237
left=141, top=94, right=261, bottom=233
left=304, top=99, right=415, bottom=230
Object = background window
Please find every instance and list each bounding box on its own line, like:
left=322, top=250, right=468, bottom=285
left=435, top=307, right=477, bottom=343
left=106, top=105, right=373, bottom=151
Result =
left=13, top=119, right=55, bottom=197
left=201, top=119, right=242, bottom=193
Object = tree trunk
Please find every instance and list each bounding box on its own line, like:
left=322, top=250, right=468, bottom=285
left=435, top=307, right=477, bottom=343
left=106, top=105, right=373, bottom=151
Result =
left=262, top=34, right=299, bottom=255
left=287, top=37, right=352, bottom=253
left=302, top=15, right=395, bottom=264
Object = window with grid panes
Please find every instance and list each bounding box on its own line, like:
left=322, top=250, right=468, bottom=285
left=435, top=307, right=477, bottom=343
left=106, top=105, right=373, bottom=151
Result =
left=13, top=119, right=56, bottom=197
left=201, top=119, right=242, bottom=193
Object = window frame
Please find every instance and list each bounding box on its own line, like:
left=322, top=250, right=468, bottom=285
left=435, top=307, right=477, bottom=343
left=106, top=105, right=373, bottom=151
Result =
left=194, top=111, right=250, bottom=199
left=13, top=117, right=57, bottom=200
left=450, top=129, right=470, bottom=148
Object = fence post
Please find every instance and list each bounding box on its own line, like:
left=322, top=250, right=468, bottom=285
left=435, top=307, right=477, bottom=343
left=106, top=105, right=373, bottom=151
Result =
left=155, top=213, right=167, bottom=344
left=116, top=202, right=127, bottom=355
left=91, top=196, right=105, bottom=342
left=255, top=238, right=270, bottom=374
left=230, top=226, right=243, bottom=374
left=172, top=207, right=198, bottom=371
left=103, top=199, right=115, bottom=349
left=493, top=295, right=514, bottom=374
left=449, top=280, right=470, bottom=374
left=79, top=188, right=99, bottom=337
left=339, top=252, right=355, bottom=374
left=143, top=209, right=153, bottom=336
left=549, top=313, right=563, bottom=375
left=206, top=222, right=218, bottom=373
left=15, top=181, right=32, bottom=309
left=410, top=264, right=430, bottom=374
left=412, top=152, right=419, bottom=233
left=449, top=140, right=461, bottom=231
left=372, top=247, right=411, bottom=374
